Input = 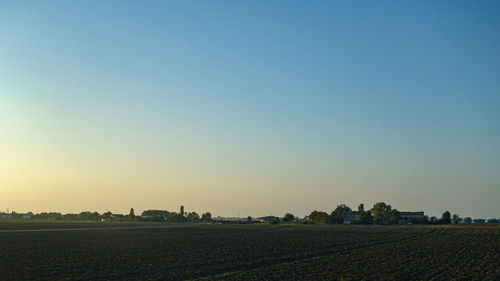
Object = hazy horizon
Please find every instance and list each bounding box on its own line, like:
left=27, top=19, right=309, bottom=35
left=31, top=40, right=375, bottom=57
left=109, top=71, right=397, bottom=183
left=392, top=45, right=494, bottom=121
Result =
left=1, top=1, right=499, bottom=219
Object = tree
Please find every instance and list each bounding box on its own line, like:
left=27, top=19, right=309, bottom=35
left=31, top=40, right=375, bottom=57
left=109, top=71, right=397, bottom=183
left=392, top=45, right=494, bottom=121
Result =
left=102, top=211, right=113, bottom=220
left=430, top=216, right=438, bottom=224
left=358, top=203, right=364, bottom=213
left=129, top=208, right=135, bottom=221
left=180, top=206, right=185, bottom=217
left=452, top=214, right=461, bottom=224
left=354, top=203, right=372, bottom=224
left=371, top=202, right=398, bottom=224
left=247, top=216, right=252, bottom=221
left=270, top=217, right=280, bottom=224
left=142, top=210, right=171, bottom=217
left=371, top=202, right=391, bottom=224
left=165, top=212, right=184, bottom=222
left=441, top=211, right=451, bottom=224
left=358, top=210, right=373, bottom=224
left=388, top=209, right=401, bottom=225
left=201, top=212, right=212, bottom=222
left=187, top=212, right=200, bottom=221
left=309, top=210, right=329, bottom=224
left=423, top=215, right=430, bottom=224
left=79, top=211, right=101, bottom=220
left=329, top=204, right=352, bottom=224
left=283, top=213, right=295, bottom=222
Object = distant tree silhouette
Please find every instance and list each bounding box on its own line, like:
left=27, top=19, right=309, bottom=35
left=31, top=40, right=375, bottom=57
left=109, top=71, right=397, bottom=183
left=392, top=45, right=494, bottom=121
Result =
left=329, top=204, right=351, bottom=224
left=309, top=210, right=329, bottom=224
left=247, top=216, right=252, bottom=221
left=201, top=212, right=212, bottom=222
left=430, top=216, right=438, bottom=224
left=102, top=211, right=113, bottom=220
left=142, top=210, right=171, bottom=217
left=388, top=209, right=400, bottom=224
left=187, top=212, right=200, bottom=221
left=165, top=212, right=182, bottom=222
left=180, top=206, right=185, bottom=217
left=371, top=202, right=400, bottom=224
left=357, top=203, right=373, bottom=224
left=283, top=213, right=295, bottom=222
left=129, top=208, right=135, bottom=221
left=441, top=211, right=451, bottom=224
left=358, top=211, right=373, bottom=224
left=79, top=211, right=101, bottom=220
left=452, top=214, right=461, bottom=224
left=423, top=215, right=429, bottom=224
left=358, top=203, right=364, bottom=213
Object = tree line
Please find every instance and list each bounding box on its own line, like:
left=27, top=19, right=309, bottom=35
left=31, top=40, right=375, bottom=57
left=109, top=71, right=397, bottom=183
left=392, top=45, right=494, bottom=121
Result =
left=0, top=205, right=212, bottom=222
left=300, top=202, right=456, bottom=225
left=0, top=202, right=466, bottom=225
left=138, top=206, right=212, bottom=222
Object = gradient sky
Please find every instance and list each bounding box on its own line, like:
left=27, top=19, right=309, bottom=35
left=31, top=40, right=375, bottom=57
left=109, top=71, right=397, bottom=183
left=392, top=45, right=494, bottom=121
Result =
left=1, top=1, right=499, bottom=218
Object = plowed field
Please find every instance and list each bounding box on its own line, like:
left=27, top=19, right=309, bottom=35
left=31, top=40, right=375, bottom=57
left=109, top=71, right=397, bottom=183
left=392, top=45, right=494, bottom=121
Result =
left=0, top=223, right=498, bottom=280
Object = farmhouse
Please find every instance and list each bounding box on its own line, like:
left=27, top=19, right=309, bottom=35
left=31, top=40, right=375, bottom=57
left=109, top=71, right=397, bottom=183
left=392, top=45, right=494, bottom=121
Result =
left=399, top=211, right=425, bottom=224
left=258, top=216, right=280, bottom=223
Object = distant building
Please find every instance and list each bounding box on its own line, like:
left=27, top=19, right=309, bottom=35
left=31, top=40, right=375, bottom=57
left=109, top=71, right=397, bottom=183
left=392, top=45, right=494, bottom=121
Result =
left=486, top=218, right=499, bottom=224
left=213, top=217, right=248, bottom=222
left=473, top=219, right=486, bottom=224
left=258, top=216, right=280, bottom=223
left=212, top=217, right=259, bottom=224
left=399, top=211, right=425, bottom=224
left=21, top=215, right=32, bottom=220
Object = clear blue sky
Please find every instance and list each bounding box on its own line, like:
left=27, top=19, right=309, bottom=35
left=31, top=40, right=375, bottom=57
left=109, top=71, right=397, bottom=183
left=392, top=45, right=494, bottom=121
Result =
left=1, top=1, right=499, bottom=218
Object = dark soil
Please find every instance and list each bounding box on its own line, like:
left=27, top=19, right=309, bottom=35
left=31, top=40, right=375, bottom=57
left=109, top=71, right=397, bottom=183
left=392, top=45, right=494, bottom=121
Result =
left=0, top=223, right=497, bottom=281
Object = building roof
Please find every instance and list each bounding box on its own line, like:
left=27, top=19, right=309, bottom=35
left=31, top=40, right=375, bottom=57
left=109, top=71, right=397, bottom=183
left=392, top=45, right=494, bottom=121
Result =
left=400, top=211, right=424, bottom=216
left=258, top=216, right=279, bottom=219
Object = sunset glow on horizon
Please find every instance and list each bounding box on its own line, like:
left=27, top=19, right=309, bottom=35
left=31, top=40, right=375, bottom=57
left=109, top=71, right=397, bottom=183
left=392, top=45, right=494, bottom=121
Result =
left=1, top=1, right=499, bottom=218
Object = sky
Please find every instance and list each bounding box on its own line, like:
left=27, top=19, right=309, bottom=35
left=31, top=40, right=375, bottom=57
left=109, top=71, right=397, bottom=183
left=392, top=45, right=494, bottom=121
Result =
left=1, top=1, right=499, bottom=218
